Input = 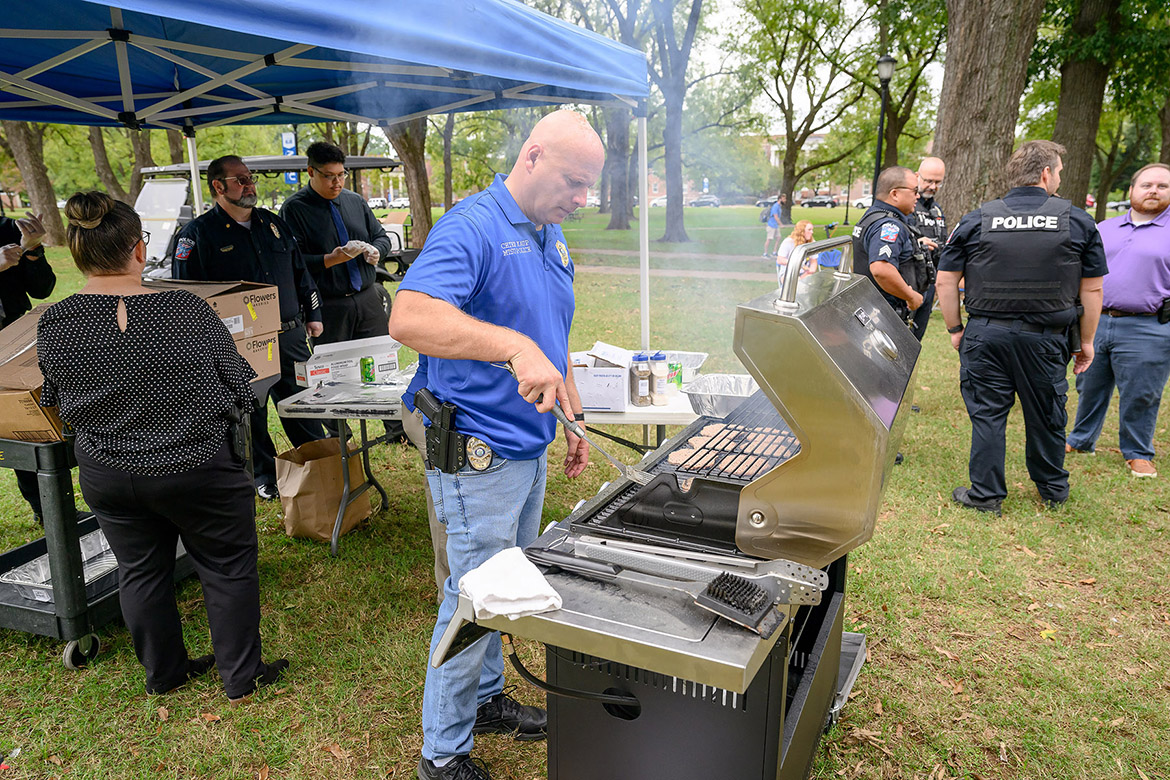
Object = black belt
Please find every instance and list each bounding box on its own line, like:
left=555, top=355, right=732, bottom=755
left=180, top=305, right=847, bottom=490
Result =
left=279, top=315, right=304, bottom=333
left=970, top=316, right=1066, bottom=335
left=1102, top=307, right=1154, bottom=317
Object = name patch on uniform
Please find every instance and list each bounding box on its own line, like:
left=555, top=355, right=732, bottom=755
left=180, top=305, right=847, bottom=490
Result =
left=219, top=244, right=234, bottom=253
left=501, top=239, right=534, bottom=257
left=989, top=215, right=1058, bottom=231
left=556, top=240, right=569, bottom=267
left=879, top=222, right=900, bottom=242
left=175, top=237, right=193, bottom=261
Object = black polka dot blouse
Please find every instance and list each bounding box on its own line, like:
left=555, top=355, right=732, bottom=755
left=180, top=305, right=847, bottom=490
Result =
left=37, top=290, right=257, bottom=475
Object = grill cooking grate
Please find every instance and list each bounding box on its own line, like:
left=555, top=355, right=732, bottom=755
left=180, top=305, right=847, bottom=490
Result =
left=651, top=390, right=801, bottom=484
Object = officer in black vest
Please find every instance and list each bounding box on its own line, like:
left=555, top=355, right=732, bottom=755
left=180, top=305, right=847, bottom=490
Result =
left=851, top=166, right=930, bottom=336
left=174, top=155, right=326, bottom=502
left=937, top=140, right=1107, bottom=514
left=909, top=157, right=948, bottom=340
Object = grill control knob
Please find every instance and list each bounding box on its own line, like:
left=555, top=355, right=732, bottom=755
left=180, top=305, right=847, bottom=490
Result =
left=749, top=510, right=767, bottom=528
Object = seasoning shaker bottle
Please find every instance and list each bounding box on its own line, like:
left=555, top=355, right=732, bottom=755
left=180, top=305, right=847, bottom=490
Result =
left=629, top=353, right=652, bottom=407
left=649, top=351, right=668, bottom=406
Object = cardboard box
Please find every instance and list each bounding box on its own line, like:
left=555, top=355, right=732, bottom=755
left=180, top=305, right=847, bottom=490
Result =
left=294, top=335, right=401, bottom=386
left=0, top=305, right=65, bottom=442
left=143, top=279, right=281, bottom=341
left=143, top=278, right=280, bottom=381
left=571, top=353, right=628, bottom=412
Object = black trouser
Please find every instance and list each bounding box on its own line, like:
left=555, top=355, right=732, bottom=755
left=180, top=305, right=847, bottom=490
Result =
left=911, top=283, right=935, bottom=342
left=75, top=441, right=265, bottom=698
left=251, top=324, right=327, bottom=487
left=959, top=316, right=1071, bottom=504
left=14, top=469, right=42, bottom=518
left=316, top=285, right=404, bottom=441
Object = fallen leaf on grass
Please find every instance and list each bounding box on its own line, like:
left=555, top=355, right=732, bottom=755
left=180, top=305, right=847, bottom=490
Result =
left=934, top=645, right=959, bottom=662
left=258, top=766, right=269, bottom=780
left=47, top=756, right=63, bottom=766
left=1078, top=577, right=1096, bottom=585
left=322, top=743, right=351, bottom=760
left=998, top=742, right=1009, bottom=763
left=1109, top=716, right=1124, bottom=727
left=1136, top=766, right=1151, bottom=780
left=1019, top=545, right=1038, bottom=558
left=157, top=707, right=169, bottom=722
left=201, top=713, right=221, bottom=722
left=929, top=523, right=950, bottom=535
left=935, top=674, right=963, bottom=694
left=1027, top=602, right=1041, bottom=612
left=874, top=700, right=883, bottom=715
left=1039, top=629, right=1058, bottom=640
left=1007, top=628, right=1029, bottom=641
left=1123, top=667, right=1140, bottom=676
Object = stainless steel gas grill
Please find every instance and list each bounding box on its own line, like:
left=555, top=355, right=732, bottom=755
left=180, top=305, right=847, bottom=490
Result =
left=432, top=237, right=920, bottom=779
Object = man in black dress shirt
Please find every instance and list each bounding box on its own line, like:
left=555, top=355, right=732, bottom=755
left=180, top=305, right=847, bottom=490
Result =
left=1, top=211, right=55, bottom=522
left=938, top=140, right=1107, bottom=514
left=173, top=156, right=325, bottom=501
left=280, top=140, right=405, bottom=441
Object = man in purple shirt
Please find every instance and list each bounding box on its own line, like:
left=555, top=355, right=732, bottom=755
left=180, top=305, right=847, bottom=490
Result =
left=1067, top=163, right=1170, bottom=477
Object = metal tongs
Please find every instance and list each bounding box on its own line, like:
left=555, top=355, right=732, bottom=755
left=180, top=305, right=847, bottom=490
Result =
left=496, top=361, right=653, bottom=485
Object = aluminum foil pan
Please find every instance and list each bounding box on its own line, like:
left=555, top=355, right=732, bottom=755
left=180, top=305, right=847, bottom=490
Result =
left=681, top=373, right=759, bottom=417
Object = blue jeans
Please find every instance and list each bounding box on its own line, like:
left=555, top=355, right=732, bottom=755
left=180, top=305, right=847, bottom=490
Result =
left=1068, top=315, right=1170, bottom=460
left=420, top=453, right=547, bottom=761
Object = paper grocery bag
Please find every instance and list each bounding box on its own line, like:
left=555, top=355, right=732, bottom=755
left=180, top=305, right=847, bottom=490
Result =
left=275, top=438, right=371, bottom=542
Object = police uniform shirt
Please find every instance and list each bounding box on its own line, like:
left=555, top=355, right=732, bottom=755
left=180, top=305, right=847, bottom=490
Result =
left=938, top=186, right=1107, bottom=326
left=912, top=196, right=947, bottom=263
left=856, top=199, right=915, bottom=310
left=173, top=204, right=322, bottom=325
left=0, top=217, right=55, bottom=328
left=279, top=186, right=392, bottom=299
left=398, top=173, right=575, bottom=462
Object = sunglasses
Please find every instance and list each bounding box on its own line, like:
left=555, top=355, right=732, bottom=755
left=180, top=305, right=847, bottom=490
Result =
left=221, top=174, right=256, bottom=187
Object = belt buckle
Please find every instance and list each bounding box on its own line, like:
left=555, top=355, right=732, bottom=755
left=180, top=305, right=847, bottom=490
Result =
left=466, top=436, right=493, bottom=471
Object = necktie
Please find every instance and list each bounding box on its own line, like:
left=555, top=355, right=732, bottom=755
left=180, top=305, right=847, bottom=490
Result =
left=330, top=200, right=361, bottom=293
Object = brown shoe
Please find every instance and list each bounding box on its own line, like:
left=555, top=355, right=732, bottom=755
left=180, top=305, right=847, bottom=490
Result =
left=1127, top=459, right=1157, bottom=478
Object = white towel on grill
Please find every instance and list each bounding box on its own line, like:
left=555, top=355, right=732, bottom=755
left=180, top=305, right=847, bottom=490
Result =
left=458, top=546, right=562, bottom=620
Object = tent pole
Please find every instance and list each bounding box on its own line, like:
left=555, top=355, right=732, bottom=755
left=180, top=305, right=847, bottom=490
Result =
left=185, top=132, right=204, bottom=213
left=638, top=113, right=649, bottom=352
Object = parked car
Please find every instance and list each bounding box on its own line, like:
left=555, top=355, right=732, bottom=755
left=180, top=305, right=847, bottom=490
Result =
left=754, top=195, right=778, bottom=208
left=389, top=196, right=410, bottom=209
left=852, top=196, right=873, bottom=209
left=367, top=197, right=387, bottom=209
left=649, top=195, right=670, bottom=207
left=585, top=195, right=600, bottom=208
left=802, top=195, right=838, bottom=208
left=689, top=194, right=721, bottom=208
left=1106, top=199, right=1130, bottom=211
left=1085, top=194, right=1096, bottom=208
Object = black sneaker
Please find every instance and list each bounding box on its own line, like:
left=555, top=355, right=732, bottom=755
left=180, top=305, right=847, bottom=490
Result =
left=472, top=688, right=547, bottom=741
left=952, top=486, right=1002, bottom=516
left=1042, top=496, right=1067, bottom=510
left=417, top=755, right=492, bottom=780
left=256, top=483, right=280, bottom=501
left=229, top=658, right=289, bottom=703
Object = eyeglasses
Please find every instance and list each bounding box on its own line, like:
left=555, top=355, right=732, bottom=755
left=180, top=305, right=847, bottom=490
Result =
left=222, top=174, right=256, bottom=187
left=919, top=178, right=943, bottom=186
left=130, top=230, right=150, bottom=254
left=891, top=185, right=919, bottom=195
left=311, top=167, right=348, bottom=183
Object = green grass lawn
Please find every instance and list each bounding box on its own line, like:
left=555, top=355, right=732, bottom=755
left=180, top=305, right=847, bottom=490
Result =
left=0, top=218, right=1167, bottom=779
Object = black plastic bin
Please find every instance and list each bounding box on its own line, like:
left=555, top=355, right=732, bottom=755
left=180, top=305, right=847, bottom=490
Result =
left=0, top=437, right=193, bottom=668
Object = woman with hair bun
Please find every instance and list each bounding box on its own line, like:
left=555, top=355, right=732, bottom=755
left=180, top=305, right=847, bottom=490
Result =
left=36, top=191, right=288, bottom=701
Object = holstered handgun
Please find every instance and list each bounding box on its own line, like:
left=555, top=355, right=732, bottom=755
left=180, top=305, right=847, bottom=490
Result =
left=414, top=388, right=466, bottom=474
left=226, top=403, right=252, bottom=466
left=1068, top=300, right=1084, bottom=354
left=1159, top=297, right=1170, bottom=325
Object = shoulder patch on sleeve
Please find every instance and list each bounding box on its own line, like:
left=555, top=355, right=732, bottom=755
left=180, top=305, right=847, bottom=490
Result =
left=175, top=237, right=194, bottom=260
left=879, top=222, right=900, bottom=242
left=945, top=227, right=959, bottom=245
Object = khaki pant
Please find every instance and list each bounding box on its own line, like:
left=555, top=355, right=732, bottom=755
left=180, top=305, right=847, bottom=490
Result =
left=402, top=407, right=449, bottom=601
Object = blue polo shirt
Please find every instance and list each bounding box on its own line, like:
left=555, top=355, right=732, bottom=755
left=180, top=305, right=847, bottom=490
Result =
left=767, top=202, right=782, bottom=228
left=398, top=174, right=575, bottom=460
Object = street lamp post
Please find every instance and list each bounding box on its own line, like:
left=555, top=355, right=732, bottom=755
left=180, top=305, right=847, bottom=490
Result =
left=871, top=54, right=896, bottom=196
left=844, top=161, right=854, bottom=224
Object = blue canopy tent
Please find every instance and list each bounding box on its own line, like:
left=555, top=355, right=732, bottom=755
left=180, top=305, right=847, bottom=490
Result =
left=0, top=0, right=657, bottom=346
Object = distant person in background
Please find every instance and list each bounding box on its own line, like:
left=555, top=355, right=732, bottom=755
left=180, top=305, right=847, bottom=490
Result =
left=1066, top=163, right=1170, bottom=478
left=1, top=211, right=55, bottom=523
left=775, top=219, right=815, bottom=284
left=37, top=192, right=288, bottom=700
left=762, top=193, right=787, bottom=257
left=909, top=157, right=948, bottom=340
left=280, top=141, right=405, bottom=443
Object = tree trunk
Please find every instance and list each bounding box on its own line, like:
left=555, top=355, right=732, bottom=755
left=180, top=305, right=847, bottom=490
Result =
left=128, top=129, right=157, bottom=202
left=660, top=86, right=689, bottom=242
left=598, top=162, right=610, bottom=214
left=166, top=129, right=185, bottom=164
left=605, top=107, right=632, bottom=231
left=442, top=112, right=455, bottom=213
left=2, top=120, right=65, bottom=245
left=934, top=0, right=1046, bottom=220
left=384, top=117, right=433, bottom=247
left=1160, top=90, right=1170, bottom=165
left=1051, top=0, right=1121, bottom=211
left=88, top=127, right=130, bottom=204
